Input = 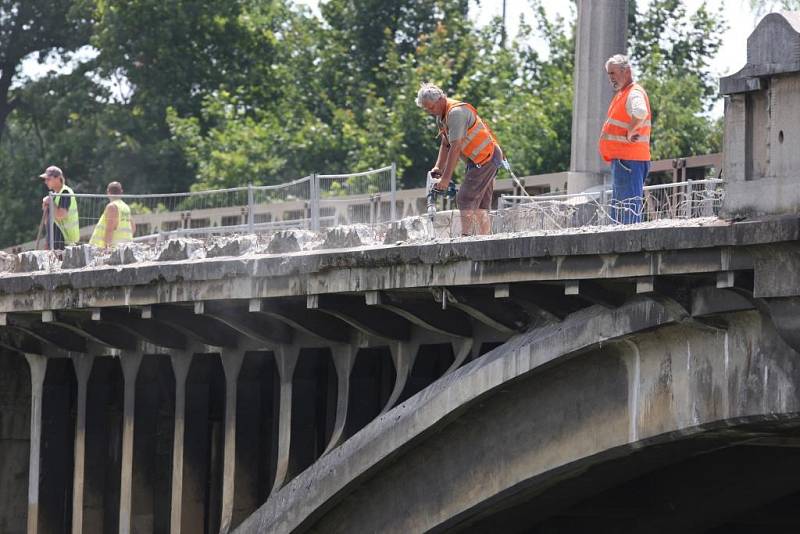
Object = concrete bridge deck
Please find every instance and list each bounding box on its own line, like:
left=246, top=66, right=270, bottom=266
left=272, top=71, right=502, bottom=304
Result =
left=0, top=215, right=799, bottom=533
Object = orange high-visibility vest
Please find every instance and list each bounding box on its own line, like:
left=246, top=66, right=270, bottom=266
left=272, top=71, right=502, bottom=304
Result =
left=439, top=98, right=499, bottom=166
left=598, top=83, right=651, bottom=162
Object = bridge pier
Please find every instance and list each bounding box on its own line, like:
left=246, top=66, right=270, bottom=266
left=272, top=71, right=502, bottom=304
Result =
left=69, top=352, right=94, bottom=534
left=219, top=349, right=245, bottom=534
left=271, top=345, right=299, bottom=493
left=169, top=350, right=192, bottom=534
left=118, top=350, right=143, bottom=534
left=24, top=354, right=46, bottom=534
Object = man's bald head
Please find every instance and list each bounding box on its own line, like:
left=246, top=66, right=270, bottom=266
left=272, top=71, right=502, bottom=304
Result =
left=107, top=181, right=123, bottom=195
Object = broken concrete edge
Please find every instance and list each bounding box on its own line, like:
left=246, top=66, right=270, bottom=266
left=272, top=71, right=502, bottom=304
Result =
left=0, top=217, right=797, bottom=295
left=234, top=297, right=686, bottom=533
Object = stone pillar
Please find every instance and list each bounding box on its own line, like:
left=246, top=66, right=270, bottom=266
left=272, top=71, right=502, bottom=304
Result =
left=70, top=353, right=94, bottom=534
left=445, top=338, right=474, bottom=375
left=219, top=349, right=245, bottom=534
left=568, top=0, right=628, bottom=194
left=118, top=351, right=143, bottom=534
left=271, top=345, right=299, bottom=494
left=24, top=354, right=47, bottom=534
left=323, top=345, right=358, bottom=454
left=169, top=351, right=193, bottom=534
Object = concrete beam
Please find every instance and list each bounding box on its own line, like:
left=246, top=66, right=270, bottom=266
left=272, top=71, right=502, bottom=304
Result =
left=151, top=305, right=239, bottom=348
left=310, top=294, right=411, bottom=341
left=219, top=349, right=246, bottom=534
left=97, top=308, right=187, bottom=350
left=169, top=350, right=193, bottom=534
left=271, top=345, right=300, bottom=494
left=251, top=298, right=352, bottom=343
left=324, top=345, right=359, bottom=454
left=70, top=352, right=95, bottom=534
left=445, top=338, right=474, bottom=375
left=6, top=315, right=87, bottom=353
left=382, top=340, right=420, bottom=414
left=198, top=301, right=292, bottom=346
left=41, top=310, right=137, bottom=349
left=368, top=292, right=472, bottom=338
left=118, top=350, right=143, bottom=534
left=24, top=353, right=47, bottom=534
left=445, top=287, right=530, bottom=333
left=691, top=287, right=755, bottom=317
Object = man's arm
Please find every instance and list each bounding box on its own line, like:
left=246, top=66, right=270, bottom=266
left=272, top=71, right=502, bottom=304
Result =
left=626, top=89, right=648, bottom=142
left=435, top=136, right=465, bottom=190
left=104, top=204, right=119, bottom=248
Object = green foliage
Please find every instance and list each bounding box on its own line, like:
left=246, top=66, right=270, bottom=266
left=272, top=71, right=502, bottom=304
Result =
left=0, top=0, right=729, bottom=248
left=629, top=0, right=727, bottom=159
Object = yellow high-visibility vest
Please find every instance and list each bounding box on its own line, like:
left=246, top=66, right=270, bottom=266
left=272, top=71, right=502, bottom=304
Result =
left=90, top=199, right=133, bottom=247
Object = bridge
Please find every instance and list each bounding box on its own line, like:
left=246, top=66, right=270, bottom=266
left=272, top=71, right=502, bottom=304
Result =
left=1, top=6, right=800, bottom=534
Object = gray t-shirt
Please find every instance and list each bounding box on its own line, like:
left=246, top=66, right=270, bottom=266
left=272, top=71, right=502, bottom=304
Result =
left=437, top=105, right=476, bottom=142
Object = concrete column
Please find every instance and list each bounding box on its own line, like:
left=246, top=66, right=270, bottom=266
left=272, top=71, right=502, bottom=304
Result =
left=323, top=345, right=358, bottom=454
left=445, top=338, right=474, bottom=375
left=118, top=351, right=143, bottom=534
left=382, top=340, right=420, bottom=414
left=568, top=0, right=628, bottom=193
left=169, top=351, right=193, bottom=534
left=70, top=353, right=94, bottom=534
left=271, top=345, right=299, bottom=494
left=219, top=349, right=245, bottom=534
left=24, top=354, right=47, bottom=534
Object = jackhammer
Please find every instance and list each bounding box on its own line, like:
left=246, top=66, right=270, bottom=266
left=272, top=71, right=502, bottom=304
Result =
left=425, top=171, right=457, bottom=220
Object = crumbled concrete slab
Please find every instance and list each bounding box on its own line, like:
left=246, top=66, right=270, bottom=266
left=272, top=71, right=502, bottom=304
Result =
left=267, top=229, right=319, bottom=254
left=207, top=235, right=258, bottom=258
left=0, top=251, right=19, bottom=273
left=384, top=217, right=428, bottom=244
left=107, top=243, right=152, bottom=266
left=17, top=251, right=60, bottom=272
left=157, top=238, right=205, bottom=262
left=62, top=244, right=98, bottom=270
left=319, top=224, right=377, bottom=249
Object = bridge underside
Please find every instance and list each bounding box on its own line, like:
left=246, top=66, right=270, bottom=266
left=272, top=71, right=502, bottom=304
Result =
left=0, top=220, right=798, bottom=533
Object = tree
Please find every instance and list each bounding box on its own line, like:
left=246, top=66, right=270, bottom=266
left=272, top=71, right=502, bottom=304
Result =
left=0, top=0, right=93, bottom=139
left=628, top=0, right=727, bottom=159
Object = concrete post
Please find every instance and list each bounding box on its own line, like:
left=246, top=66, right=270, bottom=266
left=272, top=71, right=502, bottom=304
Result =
left=271, top=345, right=299, bottom=494
left=219, top=349, right=245, bottom=534
left=24, top=354, right=47, bottom=534
left=118, top=351, right=143, bottom=534
left=445, top=338, right=474, bottom=375
left=70, top=353, right=94, bottom=534
left=169, top=351, right=193, bottom=534
left=382, top=341, right=420, bottom=414
left=568, top=0, right=628, bottom=194
left=323, top=345, right=358, bottom=454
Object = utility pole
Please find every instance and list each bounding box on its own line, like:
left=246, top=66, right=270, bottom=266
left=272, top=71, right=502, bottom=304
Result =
left=501, top=0, right=507, bottom=47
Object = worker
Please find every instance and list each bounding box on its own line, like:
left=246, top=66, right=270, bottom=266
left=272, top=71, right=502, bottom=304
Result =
left=90, top=181, right=134, bottom=248
left=599, top=54, right=652, bottom=224
left=416, top=82, right=503, bottom=235
left=40, top=165, right=80, bottom=250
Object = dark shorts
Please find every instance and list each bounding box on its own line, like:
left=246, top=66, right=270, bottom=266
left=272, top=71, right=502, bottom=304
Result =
left=457, top=146, right=503, bottom=210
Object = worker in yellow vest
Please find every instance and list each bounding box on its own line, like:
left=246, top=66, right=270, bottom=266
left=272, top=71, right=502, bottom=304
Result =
left=416, top=82, right=504, bottom=236
left=90, top=181, right=135, bottom=249
left=598, top=54, right=652, bottom=224
left=40, top=165, right=80, bottom=250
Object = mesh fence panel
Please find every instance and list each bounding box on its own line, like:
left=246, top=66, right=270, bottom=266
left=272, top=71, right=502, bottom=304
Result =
left=495, top=179, right=725, bottom=234
left=317, top=166, right=395, bottom=227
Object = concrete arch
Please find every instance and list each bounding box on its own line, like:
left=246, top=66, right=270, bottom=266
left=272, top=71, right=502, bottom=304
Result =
left=234, top=296, right=683, bottom=532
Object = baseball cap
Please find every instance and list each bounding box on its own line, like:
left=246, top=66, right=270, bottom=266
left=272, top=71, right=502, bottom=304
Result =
left=39, top=166, right=64, bottom=179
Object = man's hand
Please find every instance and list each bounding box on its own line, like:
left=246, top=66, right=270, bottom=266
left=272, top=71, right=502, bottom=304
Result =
left=626, top=129, right=641, bottom=143
left=42, top=196, right=50, bottom=211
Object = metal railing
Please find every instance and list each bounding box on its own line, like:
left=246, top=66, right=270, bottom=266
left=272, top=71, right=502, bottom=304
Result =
left=14, top=153, right=724, bottom=252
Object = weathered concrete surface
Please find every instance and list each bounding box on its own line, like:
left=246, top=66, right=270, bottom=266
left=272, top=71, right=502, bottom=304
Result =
left=206, top=236, right=258, bottom=258
left=0, top=252, right=19, bottom=273
left=235, top=299, right=800, bottom=533
left=157, top=238, right=205, bottom=262
left=62, top=245, right=97, bottom=270
left=0, top=217, right=797, bottom=313
left=721, top=12, right=800, bottom=217
left=568, top=0, right=627, bottom=192
left=16, top=251, right=60, bottom=273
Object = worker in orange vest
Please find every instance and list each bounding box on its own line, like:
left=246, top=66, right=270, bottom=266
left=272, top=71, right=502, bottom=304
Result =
left=599, top=54, right=652, bottom=224
left=416, top=82, right=503, bottom=235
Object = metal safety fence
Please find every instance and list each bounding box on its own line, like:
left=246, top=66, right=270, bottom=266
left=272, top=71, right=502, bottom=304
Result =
left=494, top=178, right=725, bottom=234
left=40, top=166, right=398, bottom=249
